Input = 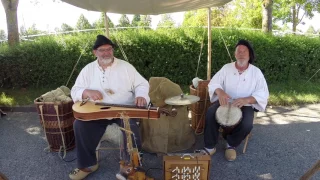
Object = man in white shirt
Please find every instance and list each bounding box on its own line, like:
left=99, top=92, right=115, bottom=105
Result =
left=69, top=35, right=150, bottom=180
left=200, top=39, right=269, bottom=161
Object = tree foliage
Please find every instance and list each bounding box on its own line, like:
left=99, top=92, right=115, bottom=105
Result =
left=139, top=15, right=152, bottom=27
left=306, top=25, right=316, bottom=34
left=273, top=0, right=320, bottom=32
left=76, top=14, right=92, bottom=30
left=92, top=12, right=114, bottom=29
left=183, top=1, right=262, bottom=29
left=225, top=0, right=262, bottom=29
left=183, top=9, right=207, bottom=27
left=60, top=23, right=74, bottom=32
left=131, top=14, right=141, bottom=27
left=157, top=14, right=175, bottom=28
left=20, top=24, right=44, bottom=36
left=118, top=14, right=131, bottom=27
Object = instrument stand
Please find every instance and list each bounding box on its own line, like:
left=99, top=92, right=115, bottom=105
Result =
left=116, top=114, right=154, bottom=180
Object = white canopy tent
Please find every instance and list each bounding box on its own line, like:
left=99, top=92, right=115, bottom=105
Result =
left=61, top=0, right=232, bottom=79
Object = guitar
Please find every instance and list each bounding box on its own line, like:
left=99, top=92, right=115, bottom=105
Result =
left=72, top=101, right=177, bottom=121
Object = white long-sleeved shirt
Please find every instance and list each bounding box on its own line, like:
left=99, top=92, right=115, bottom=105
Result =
left=71, top=58, right=150, bottom=105
left=208, top=62, right=269, bottom=111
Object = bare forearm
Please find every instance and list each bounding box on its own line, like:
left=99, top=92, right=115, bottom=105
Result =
left=244, top=96, right=256, bottom=104
left=214, top=88, right=224, bottom=96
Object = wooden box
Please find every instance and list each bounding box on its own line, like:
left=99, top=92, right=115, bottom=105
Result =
left=163, top=153, right=211, bottom=180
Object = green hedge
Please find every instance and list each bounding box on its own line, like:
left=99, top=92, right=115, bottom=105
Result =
left=0, top=28, right=319, bottom=89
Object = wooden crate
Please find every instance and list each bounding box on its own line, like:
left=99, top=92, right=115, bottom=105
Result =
left=163, top=153, right=211, bottom=180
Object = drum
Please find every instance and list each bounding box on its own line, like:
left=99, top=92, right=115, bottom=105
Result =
left=216, top=103, right=242, bottom=134
left=34, top=99, right=76, bottom=152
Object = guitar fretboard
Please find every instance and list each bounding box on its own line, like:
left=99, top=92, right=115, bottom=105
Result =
left=95, top=102, right=158, bottom=110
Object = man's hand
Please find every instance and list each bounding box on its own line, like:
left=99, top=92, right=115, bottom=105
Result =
left=215, top=88, right=231, bottom=106
left=232, top=96, right=256, bottom=108
left=135, top=97, right=147, bottom=107
left=83, top=89, right=103, bottom=101
left=232, top=98, right=249, bottom=108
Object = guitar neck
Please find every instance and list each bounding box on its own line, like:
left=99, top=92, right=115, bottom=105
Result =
left=95, top=102, right=158, bottom=111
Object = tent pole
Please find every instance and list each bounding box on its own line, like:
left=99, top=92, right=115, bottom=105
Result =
left=207, top=7, right=212, bottom=80
left=103, top=12, right=110, bottom=38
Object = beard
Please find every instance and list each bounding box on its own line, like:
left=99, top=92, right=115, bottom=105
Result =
left=236, top=58, right=249, bottom=67
left=99, top=57, right=113, bottom=65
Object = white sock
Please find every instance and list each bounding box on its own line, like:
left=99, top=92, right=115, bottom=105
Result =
left=226, top=143, right=235, bottom=149
left=205, top=147, right=215, bottom=153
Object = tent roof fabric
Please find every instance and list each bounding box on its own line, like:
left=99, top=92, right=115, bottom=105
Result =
left=61, top=0, right=231, bottom=15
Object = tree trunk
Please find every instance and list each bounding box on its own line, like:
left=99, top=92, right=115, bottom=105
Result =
left=262, top=0, right=273, bottom=33
left=292, top=4, right=297, bottom=33
left=1, top=0, right=20, bottom=46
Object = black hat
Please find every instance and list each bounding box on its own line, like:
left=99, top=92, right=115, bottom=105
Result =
left=93, top=35, right=115, bottom=50
left=235, top=39, right=255, bottom=64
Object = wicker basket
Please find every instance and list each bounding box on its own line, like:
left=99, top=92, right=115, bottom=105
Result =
left=34, top=98, right=75, bottom=152
left=189, top=80, right=211, bottom=133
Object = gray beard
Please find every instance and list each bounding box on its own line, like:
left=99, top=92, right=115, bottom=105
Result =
left=236, top=61, right=248, bottom=67
left=100, top=58, right=112, bottom=65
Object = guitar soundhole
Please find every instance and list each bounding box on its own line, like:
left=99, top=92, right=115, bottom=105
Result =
left=100, top=107, right=111, bottom=110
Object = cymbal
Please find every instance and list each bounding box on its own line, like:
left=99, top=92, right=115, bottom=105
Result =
left=165, top=94, right=200, bottom=105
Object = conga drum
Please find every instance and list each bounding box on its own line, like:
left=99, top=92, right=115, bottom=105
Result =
left=216, top=104, right=242, bottom=135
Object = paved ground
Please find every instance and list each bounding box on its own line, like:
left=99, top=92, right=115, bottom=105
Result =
left=0, top=104, right=320, bottom=180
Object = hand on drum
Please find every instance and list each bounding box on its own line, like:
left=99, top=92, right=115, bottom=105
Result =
left=216, top=89, right=231, bottom=106
left=232, top=98, right=249, bottom=108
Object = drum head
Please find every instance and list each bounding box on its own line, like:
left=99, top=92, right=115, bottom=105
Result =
left=216, top=105, right=242, bottom=126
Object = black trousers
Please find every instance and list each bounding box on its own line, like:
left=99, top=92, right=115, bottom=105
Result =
left=73, top=118, right=141, bottom=169
left=204, top=101, right=254, bottom=148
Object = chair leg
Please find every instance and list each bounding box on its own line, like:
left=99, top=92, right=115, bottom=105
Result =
left=242, top=132, right=252, bottom=154
left=242, top=112, right=257, bottom=154
left=96, top=150, right=100, bottom=161
left=96, top=141, right=102, bottom=161
left=300, top=160, right=320, bottom=180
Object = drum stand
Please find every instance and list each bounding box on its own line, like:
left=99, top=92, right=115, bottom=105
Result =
left=116, top=114, right=154, bottom=180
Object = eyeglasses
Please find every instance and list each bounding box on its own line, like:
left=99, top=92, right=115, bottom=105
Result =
left=97, top=47, right=113, bottom=53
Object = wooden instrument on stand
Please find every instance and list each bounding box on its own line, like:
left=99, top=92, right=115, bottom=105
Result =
left=116, top=114, right=154, bottom=180
left=72, top=100, right=177, bottom=180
